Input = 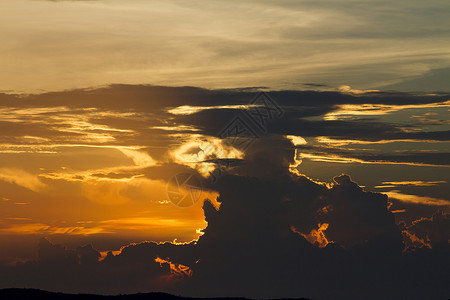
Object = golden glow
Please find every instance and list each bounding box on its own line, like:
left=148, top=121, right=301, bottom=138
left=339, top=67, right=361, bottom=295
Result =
left=324, top=100, right=450, bottom=121
left=0, top=222, right=112, bottom=236
left=382, top=180, right=445, bottom=186
left=385, top=191, right=450, bottom=206
left=285, top=135, right=308, bottom=175
left=152, top=125, right=200, bottom=132
left=169, top=135, right=244, bottom=177
left=338, top=85, right=380, bottom=94
left=315, top=136, right=447, bottom=146
left=300, top=153, right=365, bottom=164
left=1, top=0, right=447, bottom=272
left=288, top=149, right=302, bottom=176
left=390, top=209, right=406, bottom=214
left=155, top=257, right=193, bottom=277
left=291, top=223, right=332, bottom=248
left=402, top=230, right=432, bottom=252
left=0, top=213, right=208, bottom=239
left=81, top=178, right=161, bottom=205
left=0, top=105, right=138, bottom=145
left=300, top=153, right=450, bottom=168
left=167, top=105, right=252, bottom=116
left=375, top=181, right=446, bottom=188
left=286, top=135, right=307, bottom=146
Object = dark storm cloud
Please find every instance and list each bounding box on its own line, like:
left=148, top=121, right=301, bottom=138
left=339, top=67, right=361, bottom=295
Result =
left=0, top=237, right=184, bottom=295
left=1, top=85, right=448, bottom=298
left=402, top=209, right=450, bottom=249
left=1, top=136, right=448, bottom=299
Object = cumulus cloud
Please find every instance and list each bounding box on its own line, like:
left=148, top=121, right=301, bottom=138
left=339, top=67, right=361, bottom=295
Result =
left=0, top=86, right=449, bottom=299
left=2, top=136, right=447, bottom=299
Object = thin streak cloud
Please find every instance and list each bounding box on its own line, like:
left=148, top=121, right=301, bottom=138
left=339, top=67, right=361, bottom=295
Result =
left=385, top=191, right=450, bottom=206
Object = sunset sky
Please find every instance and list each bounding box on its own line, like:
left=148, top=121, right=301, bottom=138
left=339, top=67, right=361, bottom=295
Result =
left=0, top=1, right=449, bottom=299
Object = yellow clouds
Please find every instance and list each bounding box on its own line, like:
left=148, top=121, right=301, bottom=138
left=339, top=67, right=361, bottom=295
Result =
left=286, top=135, right=307, bottom=146
left=155, top=257, right=192, bottom=278
left=0, top=106, right=69, bottom=121
left=298, top=152, right=449, bottom=168
left=169, top=135, right=244, bottom=176
left=385, top=191, right=450, bottom=206
left=118, top=148, right=156, bottom=168
left=0, top=168, right=45, bottom=192
left=152, top=125, right=200, bottom=132
left=291, top=223, right=332, bottom=248
left=167, top=105, right=252, bottom=116
left=299, top=153, right=364, bottom=164
left=285, top=135, right=307, bottom=175
left=314, top=136, right=446, bottom=146
left=375, top=181, right=446, bottom=188
left=324, top=100, right=450, bottom=120
left=338, top=85, right=380, bottom=95
left=0, top=105, right=137, bottom=146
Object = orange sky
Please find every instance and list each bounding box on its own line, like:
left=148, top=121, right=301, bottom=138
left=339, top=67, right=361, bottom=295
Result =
left=0, top=0, right=449, bottom=269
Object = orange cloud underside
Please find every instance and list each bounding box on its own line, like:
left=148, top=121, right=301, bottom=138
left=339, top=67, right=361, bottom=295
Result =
left=291, top=223, right=332, bottom=248
left=155, top=257, right=193, bottom=278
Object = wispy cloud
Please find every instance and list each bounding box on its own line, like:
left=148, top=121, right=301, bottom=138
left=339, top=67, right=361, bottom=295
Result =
left=386, top=191, right=450, bottom=206
left=375, top=180, right=446, bottom=188
left=1, top=0, right=450, bottom=92
left=324, top=100, right=450, bottom=121
left=0, top=168, right=45, bottom=192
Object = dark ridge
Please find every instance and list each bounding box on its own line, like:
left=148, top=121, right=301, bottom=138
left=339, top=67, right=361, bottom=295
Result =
left=0, top=289, right=310, bottom=300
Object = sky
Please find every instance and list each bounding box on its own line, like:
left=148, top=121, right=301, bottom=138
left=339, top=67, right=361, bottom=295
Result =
left=1, top=0, right=450, bottom=93
left=0, top=1, right=449, bottom=299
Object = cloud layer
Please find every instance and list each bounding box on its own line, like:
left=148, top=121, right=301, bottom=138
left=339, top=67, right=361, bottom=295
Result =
left=0, top=134, right=449, bottom=299
left=1, top=0, right=450, bottom=92
left=0, top=85, right=448, bottom=298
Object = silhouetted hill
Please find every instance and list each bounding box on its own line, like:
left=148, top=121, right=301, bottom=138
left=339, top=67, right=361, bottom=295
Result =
left=0, top=289, right=310, bottom=300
